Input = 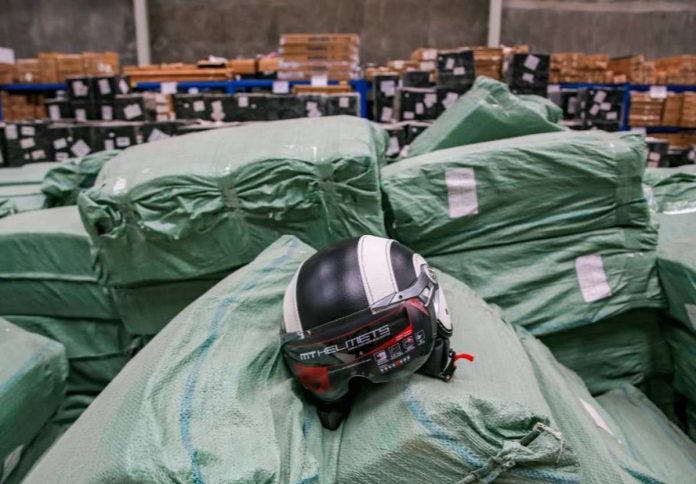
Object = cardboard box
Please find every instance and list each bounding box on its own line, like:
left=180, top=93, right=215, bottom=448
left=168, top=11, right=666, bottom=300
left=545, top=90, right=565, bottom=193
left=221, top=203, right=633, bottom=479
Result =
left=15, top=58, right=40, bottom=83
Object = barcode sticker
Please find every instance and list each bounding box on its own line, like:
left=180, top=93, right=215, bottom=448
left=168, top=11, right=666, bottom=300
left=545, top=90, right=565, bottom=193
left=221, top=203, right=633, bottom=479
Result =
left=575, top=254, right=612, bottom=303
left=211, top=100, right=223, bottom=113
left=524, top=54, right=540, bottom=71
left=339, top=96, right=350, bottom=108
left=71, top=139, right=91, bottom=157
left=192, top=100, right=204, bottom=112
left=387, top=136, right=400, bottom=156
left=311, top=74, right=328, bottom=87
left=522, top=72, right=534, bottom=83
left=56, top=152, right=68, bottom=161
left=380, top=106, right=393, bottom=122
left=20, top=138, right=35, bottom=149
left=648, top=152, right=661, bottom=162
left=272, top=81, right=289, bottom=94
left=600, top=102, right=611, bottom=111
left=580, top=399, right=615, bottom=436
left=419, top=61, right=435, bottom=71
left=415, top=102, right=424, bottom=115
left=48, top=104, right=61, bottom=120
left=380, top=80, right=396, bottom=97
left=123, top=103, right=142, bottom=119
left=446, top=168, right=478, bottom=218
left=403, top=111, right=415, bottom=120
left=104, top=139, right=115, bottom=151
left=21, top=126, right=35, bottom=136
left=53, top=138, right=67, bottom=150
left=31, top=149, right=45, bottom=160
left=593, top=90, right=607, bottom=103
left=160, top=81, right=177, bottom=94
left=101, top=105, right=113, bottom=120
left=445, top=58, right=455, bottom=70
left=116, top=136, right=131, bottom=148
left=98, top=78, right=111, bottom=95
left=72, top=80, right=88, bottom=97
left=649, top=85, right=668, bottom=99
left=453, top=66, right=465, bottom=75
left=590, top=104, right=600, bottom=116
left=424, top=93, right=437, bottom=108
left=238, top=96, right=249, bottom=108
left=5, top=125, right=17, bottom=140
left=75, top=109, right=87, bottom=122
left=606, top=111, right=617, bottom=120
left=443, top=92, right=459, bottom=109
left=422, top=49, right=437, bottom=61
left=119, top=79, right=130, bottom=94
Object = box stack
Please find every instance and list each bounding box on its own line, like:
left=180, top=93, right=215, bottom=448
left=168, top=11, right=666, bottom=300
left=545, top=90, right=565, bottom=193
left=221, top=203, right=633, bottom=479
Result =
left=0, top=63, right=14, bottom=83
left=645, top=137, right=670, bottom=167
left=681, top=93, right=696, bottom=128
left=372, top=73, right=398, bottom=122
left=82, top=51, right=119, bottom=76
left=654, top=56, right=696, bottom=84
left=609, top=55, right=645, bottom=83
left=15, top=59, right=41, bottom=83
left=662, top=93, right=683, bottom=126
left=401, top=69, right=431, bottom=88
left=3, top=121, right=51, bottom=165
left=583, top=54, right=611, bottom=83
left=472, top=47, right=503, bottom=80
left=278, top=33, right=360, bottom=81
left=123, top=63, right=233, bottom=82
left=410, top=48, right=438, bottom=73
left=38, top=53, right=59, bottom=83
left=578, top=87, right=625, bottom=131
left=509, top=53, right=550, bottom=96
left=550, top=53, right=583, bottom=83
left=629, top=92, right=664, bottom=127
left=397, top=87, right=438, bottom=121
left=55, top=54, right=85, bottom=81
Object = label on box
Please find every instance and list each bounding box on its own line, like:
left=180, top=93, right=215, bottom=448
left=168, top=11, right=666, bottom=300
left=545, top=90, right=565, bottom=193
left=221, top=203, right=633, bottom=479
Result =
left=393, top=60, right=404, bottom=69
left=453, top=66, right=465, bottom=76
left=445, top=58, right=455, bottom=70
left=21, top=126, right=35, bottom=136
left=443, top=92, right=459, bottom=109
left=5, top=125, right=18, bottom=140
left=71, top=139, right=91, bottom=157
left=48, top=105, right=61, bottom=120
left=380, top=80, right=396, bottom=97
left=188, top=87, right=199, bottom=94
left=380, top=106, right=393, bottom=122
left=98, top=78, right=112, bottom=95
left=339, top=96, right=350, bottom=108
left=272, top=81, right=290, bottom=94
left=211, top=100, right=223, bottom=113
left=403, top=111, right=415, bottom=120
left=648, top=152, right=661, bottom=162
left=1, top=445, right=24, bottom=483
left=606, top=111, right=618, bottom=120
left=31, top=149, right=45, bottom=160
left=238, top=96, right=249, bottom=108
left=148, top=128, right=170, bottom=142
left=593, top=90, right=607, bottom=103
left=580, top=399, right=615, bottom=437
left=600, top=102, right=611, bottom=111
left=53, top=138, right=68, bottom=150
left=104, top=139, right=115, bottom=151
left=161, top=81, right=177, bottom=95
left=568, top=97, right=577, bottom=114
left=649, top=85, right=668, bottom=99
left=575, top=254, right=612, bottom=303
left=419, top=61, right=435, bottom=71
left=524, top=54, right=540, bottom=71
left=415, top=102, right=424, bottom=115
left=589, top=104, right=600, bottom=116
left=387, top=136, right=400, bottom=157
left=0, top=47, right=15, bottom=65
left=75, top=108, right=86, bottom=122
left=124, top=103, right=142, bottom=119
left=522, top=72, right=534, bottom=83
left=101, top=105, right=113, bottom=120
left=306, top=101, right=318, bottom=112
left=422, top=49, right=437, bottom=61
left=116, top=136, right=131, bottom=148
left=446, top=168, right=478, bottom=217
left=119, top=79, right=130, bottom=94
left=20, top=137, right=35, bottom=149
left=311, top=74, right=328, bottom=87
left=547, top=84, right=560, bottom=93
left=424, top=93, right=437, bottom=108
left=211, top=109, right=225, bottom=122
left=56, top=152, right=69, bottom=161
left=72, top=80, right=88, bottom=97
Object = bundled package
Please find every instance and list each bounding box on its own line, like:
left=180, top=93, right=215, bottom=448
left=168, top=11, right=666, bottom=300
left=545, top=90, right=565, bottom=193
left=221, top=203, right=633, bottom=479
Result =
left=406, top=76, right=564, bottom=157
left=0, top=161, right=56, bottom=218
left=24, top=237, right=585, bottom=483
left=644, top=164, right=696, bottom=214
left=0, top=318, right=68, bottom=483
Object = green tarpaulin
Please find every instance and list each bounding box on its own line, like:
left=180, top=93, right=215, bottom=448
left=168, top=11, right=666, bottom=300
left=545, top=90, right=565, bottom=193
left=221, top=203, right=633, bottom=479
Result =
left=42, top=150, right=120, bottom=208
left=665, top=324, right=696, bottom=405
left=0, top=162, right=56, bottom=187
left=0, top=184, right=45, bottom=216
left=26, top=237, right=584, bottom=483
left=79, top=116, right=389, bottom=287
left=406, top=76, right=564, bottom=157
left=383, top=131, right=648, bottom=255
left=644, top=165, right=696, bottom=214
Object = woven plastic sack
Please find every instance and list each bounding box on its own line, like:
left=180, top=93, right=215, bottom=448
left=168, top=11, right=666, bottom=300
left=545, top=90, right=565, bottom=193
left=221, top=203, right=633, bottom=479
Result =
left=26, top=237, right=583, bottom=483
left=79, top=116, right=388, bottom=287
left=597, top=384, right=696, bottom=482
left=0, top=184, right=45, bottom=216
left=517, top=328, right=663, bottom=483
left=643, top=165, right=696, bottom=214
left=656, top=211, right=696, bottom=330
left=687, top=404, right=696, bottom=441
left=0, top=207, right=117, bottom=320
left=3, top=422, right=69, bottom=484
left=0, top=162, right=56, bottom=187
left=383, top=131, right=648, bottom=255
left=540, top=310, right=672, bottom=395
left=41, top=150, right=120, bottom=208
left=0, top=318, right=68, bottom=481
left=0, top=198, right=15, bottom=218
left=429, top=226, right=664, bottom=335
left=406, top=76, right=564, bottom=157
left=664, top=324, right=696, bottom=405
left=518, top=94, right=563, bottom=123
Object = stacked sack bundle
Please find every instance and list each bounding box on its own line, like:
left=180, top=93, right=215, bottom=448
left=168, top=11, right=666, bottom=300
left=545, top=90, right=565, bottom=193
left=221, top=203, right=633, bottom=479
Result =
left=382, top=129, right=671, bottom=409
left=78, top=115, right=389, bottom=336
left=0, top=162, right=55, bottom=218
left=0, top=207, right=139, bottom=429
left=25, top=238, right=696, bottom=483
left=0, top=318, right=68, bottom=484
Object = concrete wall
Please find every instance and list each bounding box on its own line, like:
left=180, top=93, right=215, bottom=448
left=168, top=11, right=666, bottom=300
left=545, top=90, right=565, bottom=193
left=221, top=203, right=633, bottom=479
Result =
left=0, top=0, right=136, bottom=64
left=147, top=0, right=489, bottom=65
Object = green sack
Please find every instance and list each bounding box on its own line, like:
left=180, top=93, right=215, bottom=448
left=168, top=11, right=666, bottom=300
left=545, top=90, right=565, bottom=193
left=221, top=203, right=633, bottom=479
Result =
left=0, top=207, right=118, bottom=320
left=0, top=184, right=45, bottom=215
left=644, top=165, right=696, bottom=213
left=656, top=211, right=696, bottom=330
left=406, top=76, right=564, bottom=157
left=26, top=237, right=582, bottom=483
left=112, top=275, right=226, bottom=335
left=41, top=150, right=120, bottom=208
left=0, top=318, right=68, bottom=479
left=597, top=384, right=696, bottom=482
left=664, top=323, right=696, bottom=404
left=0, top=162, right=56, bottom=187
left=79, top=116, right=389, bottom=287
left=429, top=226, right=664, bottom=335
left=518, top=94, right=563, bottom=123
left=383, top=131, right=648, bottom=255
left=3, top=422, right=69, bottom=484
left=540, top=310, right=672, bottom=395
left=687, top=404, right=696, bottom=441
left=517, top=328, right=663, bottom=482
left=0, top=198, right=16, bottom=218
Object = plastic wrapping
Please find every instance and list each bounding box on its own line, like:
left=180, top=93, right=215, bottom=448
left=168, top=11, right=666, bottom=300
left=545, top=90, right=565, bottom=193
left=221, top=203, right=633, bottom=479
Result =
left=0, top=184, right=45, bottom=216
left=644, top=165, right=696, bottom=213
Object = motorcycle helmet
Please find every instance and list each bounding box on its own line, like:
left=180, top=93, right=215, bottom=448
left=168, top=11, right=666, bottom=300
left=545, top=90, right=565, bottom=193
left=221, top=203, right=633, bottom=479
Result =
left=281, top=235, right=472, bottom=429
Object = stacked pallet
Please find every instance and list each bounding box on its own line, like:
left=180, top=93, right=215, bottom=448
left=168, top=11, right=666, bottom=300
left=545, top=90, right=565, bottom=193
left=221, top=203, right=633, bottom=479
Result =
left=12, top=52, right=119, bottom=83
left=609, top=55, right=646, bottom=83
left=123, top=63, right=233, bottom=82
left=682, top=92, right=696, bottom=128
left=278, top=33, right=359, bottom=81
left=654, top=56, right=696, bottom=85
left=661, top=93, right=683, bottom=126
left=472, top=47, right=503, bottom=80
left=629, top=92, right=663, bottom=127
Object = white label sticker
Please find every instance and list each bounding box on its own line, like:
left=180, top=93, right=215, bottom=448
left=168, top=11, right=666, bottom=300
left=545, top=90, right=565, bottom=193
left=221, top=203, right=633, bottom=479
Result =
left=522, top=72, right=534, bottom=83
left=524, top=54, right=540, bottom=71
left=20, top=137, right=35, bottom=149
left=5, top=125, right=18, bottom=140
left=380, top=80, right=396, bottom=97
left=446, top=168, right=478, bottom=218
left=547, top=84, right=561, bottom=93
left=443, top=92, right=459, bottom=109
left=380, top=106, right=393, bottom=122
left=101, top=105, right=113, bottom=120
left=188, top=87, right=199, bottom=94
left=104, top=139, right=115, bottom=151
left=211, top=100, right=223, bottom=113
left=424, top=93, right=437, bottom=108
left=98, top=78, right=111, bottom=95
left=71, top=139, right=91, bottom=157
left=590, top=104, right=600, bottom=116
left=21, top=126, right=35, bottom=136
left=56, top=152, right=68, bottom=161
left=31, top=149, right=45, bottom=160
left=148, top=128, right=170, bottom=142
left=72, top=80, right=88, bottom=97
left=403, top=111, right=415, bottom=120
left=606, top=111, right=618, bottom=120
left=580, top=399, right=615, bottom=436
left=75, top=108, right=87, bottom=122
left=311, top=74, right=328, bottom=87
left=124, top=103, right=143, bottom=119
left=160, top=81, right=177, bottom=94
left=272, top=81, right=290, bottom=94
left=53, top=138, right=67, bottom=150
left=238, top=96, right=249, bottom=108
left=1, top=445, right=24, bottom=483
left=600, top=102, right=611, bottom=111
left=419, top=61, right=435, bottom=71
left=387, top=136, right=400, bottom=156
left=48, top=104, right=61, bottom=120
left=649, top=85, right=668, bottom=99
left=339, top=96, right=350, bottom=108
left=306, top=101, right=318, bottom=112
left=445, top=57, right=455, bottom=70
left=393, top=60, right=404, bottom=69
left=422, top=49, right=437, bottom=61
left=575, top=254, right=612, bottom=303
left=119, top=79, right=129, bottom=94
left=593, top=90, right=607, bottom=103
left=648, top=151, right=661, bottom=162
left=685, top=304, right=696, bottom=331
left=453, top=66, right=465, bottom=76
left=415, top=102, right=424, bottom=115
left=116, top=136, right=131, bottom=148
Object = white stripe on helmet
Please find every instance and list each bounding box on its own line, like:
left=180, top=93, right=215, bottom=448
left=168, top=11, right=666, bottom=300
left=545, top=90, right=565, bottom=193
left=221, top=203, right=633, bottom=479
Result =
left=358, top=235, right=398, bottom=305
left=282, top=265, right=303, bottom=333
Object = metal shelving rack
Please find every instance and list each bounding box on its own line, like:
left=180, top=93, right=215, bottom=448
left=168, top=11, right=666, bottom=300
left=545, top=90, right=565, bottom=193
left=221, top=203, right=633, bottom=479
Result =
left=0, top=79, right=371, bottom=120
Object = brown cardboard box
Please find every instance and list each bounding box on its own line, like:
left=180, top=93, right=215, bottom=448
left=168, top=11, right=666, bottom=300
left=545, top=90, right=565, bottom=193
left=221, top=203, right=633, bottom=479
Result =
left=38, top=53, right=59, bottom=83
left=228, top=58, right=256, bottom=75
left=662, top=93, right=683, bottom=126
left=83, top=51, right=119, bottom=75
left=56, top=54, right=85, bottom=80
left=0, top=63, right=14, bottom=84
left=15, top=58, right=40, bottom=83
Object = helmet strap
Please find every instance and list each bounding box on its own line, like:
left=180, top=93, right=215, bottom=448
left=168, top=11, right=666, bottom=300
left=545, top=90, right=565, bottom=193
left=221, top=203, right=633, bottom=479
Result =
left=306, top=390, right=355, bottom=431
left=418, top=336, right=474, bottom=382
